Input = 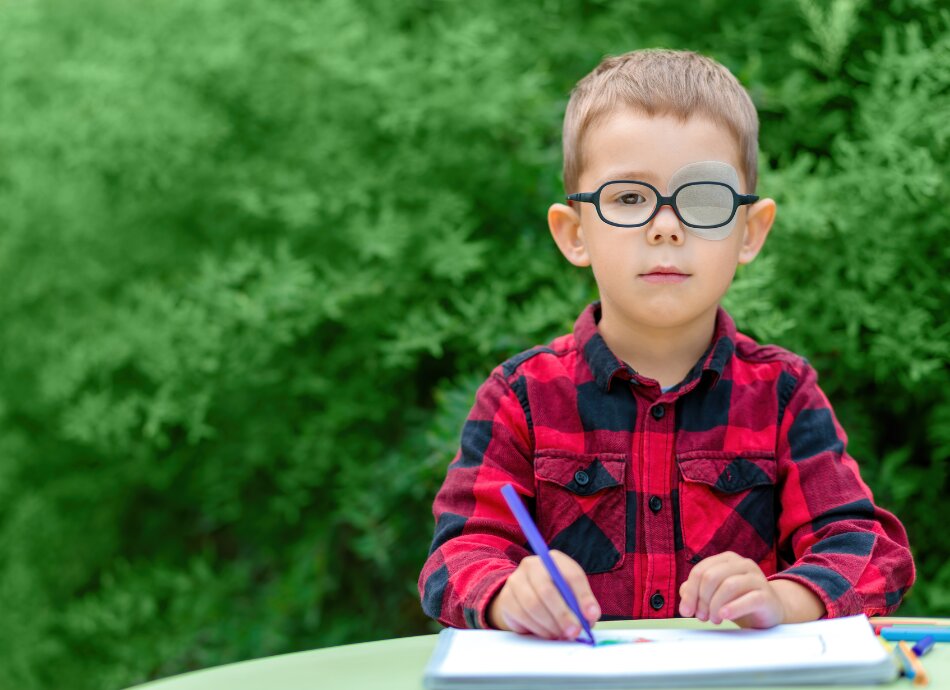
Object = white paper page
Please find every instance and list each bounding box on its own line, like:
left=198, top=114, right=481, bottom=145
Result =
left=434, top=615, right=888, bottom=679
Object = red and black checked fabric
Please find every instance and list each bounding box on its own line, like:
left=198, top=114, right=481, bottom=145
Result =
left=418, top=303, right=915, bottom=629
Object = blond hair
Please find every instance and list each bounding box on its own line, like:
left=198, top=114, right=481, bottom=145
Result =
left=562, top=49, right=759, bottom=195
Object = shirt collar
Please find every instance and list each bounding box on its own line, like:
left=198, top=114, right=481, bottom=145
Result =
left=573, top=302, right=737, bottom=393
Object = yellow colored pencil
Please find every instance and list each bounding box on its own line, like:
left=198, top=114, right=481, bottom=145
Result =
left=877, top=635, right=903, bottom=678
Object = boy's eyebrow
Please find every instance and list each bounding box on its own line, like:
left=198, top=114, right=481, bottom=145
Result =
left=595, top=169, right=660, bottom=186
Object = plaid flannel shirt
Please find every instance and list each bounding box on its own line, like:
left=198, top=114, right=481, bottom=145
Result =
left=419, top=303, right=915, bottom=628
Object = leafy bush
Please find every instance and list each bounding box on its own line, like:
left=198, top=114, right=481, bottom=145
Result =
left=0, top=1, right=946, bottom=688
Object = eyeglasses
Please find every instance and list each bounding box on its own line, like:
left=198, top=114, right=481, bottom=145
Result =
left=568, top=180, right=758, bottom=234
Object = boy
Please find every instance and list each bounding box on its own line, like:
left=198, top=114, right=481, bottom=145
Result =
left=418, top=49, right=915, bottom=639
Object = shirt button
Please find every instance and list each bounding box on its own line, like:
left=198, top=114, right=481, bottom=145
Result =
left=651, top=404, right=666, bottom=420
left=650, top=592, right=665, bottom=610
left=649, top=495, right=662, bottom=513
left=573, top=470, right=590, bottom=486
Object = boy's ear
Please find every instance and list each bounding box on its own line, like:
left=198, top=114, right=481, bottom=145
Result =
left=737, top=197, right=776, bottom=265
left=548, top=202, right=591, bottom=267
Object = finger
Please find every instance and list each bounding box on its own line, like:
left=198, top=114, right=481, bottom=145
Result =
left=716, top=589, right=781, bottom=629
left=696, top=552, right=752, bottom=620
left=696, top=561, right=744, bottom=621
left=512, top=583, right=561, bottom=640
left=707, top=573, right=758, bottom=624
left=509, top=562, right=567, bottom=639
left=500, top=607, right=531, bottom=634
left=679, top=563, right=709, bottom=618
left=550, top=550, right=601, bottom=623
left=525, top=558, right=583, bottom=639
left=678, top=563, right=707, bottom=618
left=679, top=573, right=698, bottom=618
left=509, top=583, right=562, bottom=639
left=678, top=552, right=733, bottom=618
left=491, top=582, right=533, bottom=634
left=489, top=575, right=531, bottom=633
left=492, top=567, right=551, bottom=637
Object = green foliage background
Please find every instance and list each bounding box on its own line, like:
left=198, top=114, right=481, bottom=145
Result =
left=0, top=0, right=947, bottom=687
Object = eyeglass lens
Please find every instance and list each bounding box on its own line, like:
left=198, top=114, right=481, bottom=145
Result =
left=598, top=182, right=733, bottom=227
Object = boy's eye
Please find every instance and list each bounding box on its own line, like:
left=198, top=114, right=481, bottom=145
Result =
left=616, top=192, right=647, bottom=205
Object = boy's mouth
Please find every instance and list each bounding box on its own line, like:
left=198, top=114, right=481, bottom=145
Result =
left=639, top=265, right=690, bottom=284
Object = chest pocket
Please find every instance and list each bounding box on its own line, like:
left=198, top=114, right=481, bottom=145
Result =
left=676, top=452, right=777, bottom=572
left=534, top=451, right=626, bottom=574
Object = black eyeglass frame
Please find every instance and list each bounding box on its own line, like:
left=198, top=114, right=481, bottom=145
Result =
left=567, top=180, right=759, bottom=229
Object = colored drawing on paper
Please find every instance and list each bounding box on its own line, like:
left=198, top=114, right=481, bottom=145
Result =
left=595, top=636, right=654, bottom=646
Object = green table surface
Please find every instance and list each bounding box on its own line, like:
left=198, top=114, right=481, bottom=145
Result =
left=130, top=619, right=949, bottom=690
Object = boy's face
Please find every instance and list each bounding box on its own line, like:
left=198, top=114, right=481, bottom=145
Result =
left=549, top=109, right=775, bottom=333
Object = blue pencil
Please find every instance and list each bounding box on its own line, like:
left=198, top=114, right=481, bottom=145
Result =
left=913, top=635, right=936, bottom=657
left=893, top=641, right=917, bottom=681
left=880, top=626, right=950, bottom=642
left=500, top=483, right=596, bottom=646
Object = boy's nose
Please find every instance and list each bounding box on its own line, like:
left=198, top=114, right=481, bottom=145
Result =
left=647, top=205, right=684, bottom=246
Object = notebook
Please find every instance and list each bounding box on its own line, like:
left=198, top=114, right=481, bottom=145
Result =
left=423, top=614, right=897, bottom=688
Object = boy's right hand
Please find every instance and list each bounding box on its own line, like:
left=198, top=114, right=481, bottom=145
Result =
left=487, top=550, right=601, bottom=639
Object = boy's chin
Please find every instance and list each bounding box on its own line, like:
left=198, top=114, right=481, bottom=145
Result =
left=608, top=301, right=718, bottom=330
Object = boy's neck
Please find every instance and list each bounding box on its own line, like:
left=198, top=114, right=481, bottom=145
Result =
left=596, top=304, right=719, bottom=390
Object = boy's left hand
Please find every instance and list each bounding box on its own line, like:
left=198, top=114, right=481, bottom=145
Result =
left=678, top=551, right=787, bottom=629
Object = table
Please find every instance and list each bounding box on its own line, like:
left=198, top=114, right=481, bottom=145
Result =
left=130, top=619, right=949, bottom=690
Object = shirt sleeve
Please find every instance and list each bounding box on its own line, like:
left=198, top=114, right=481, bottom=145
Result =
left=418, top=370, right=534, bottom=629
left=769, top=362, right=916, bottom=617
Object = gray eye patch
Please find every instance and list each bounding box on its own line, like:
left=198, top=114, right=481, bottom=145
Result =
left=667, top=161, right=742, bottom=240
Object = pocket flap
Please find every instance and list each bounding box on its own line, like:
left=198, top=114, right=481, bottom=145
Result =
left=535, top=451, right=626, bottom=496
left=677, top=454, right=776, bottom=493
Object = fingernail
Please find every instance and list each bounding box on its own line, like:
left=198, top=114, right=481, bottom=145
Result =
left=565, top=624, right=579, bottom=637
left=586, top=604, right=600, bottom=619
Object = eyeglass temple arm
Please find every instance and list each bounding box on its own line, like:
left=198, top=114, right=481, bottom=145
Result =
left=566, top=192, right=596, bottom=203
left=738, top=194, right=759, bottom=204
